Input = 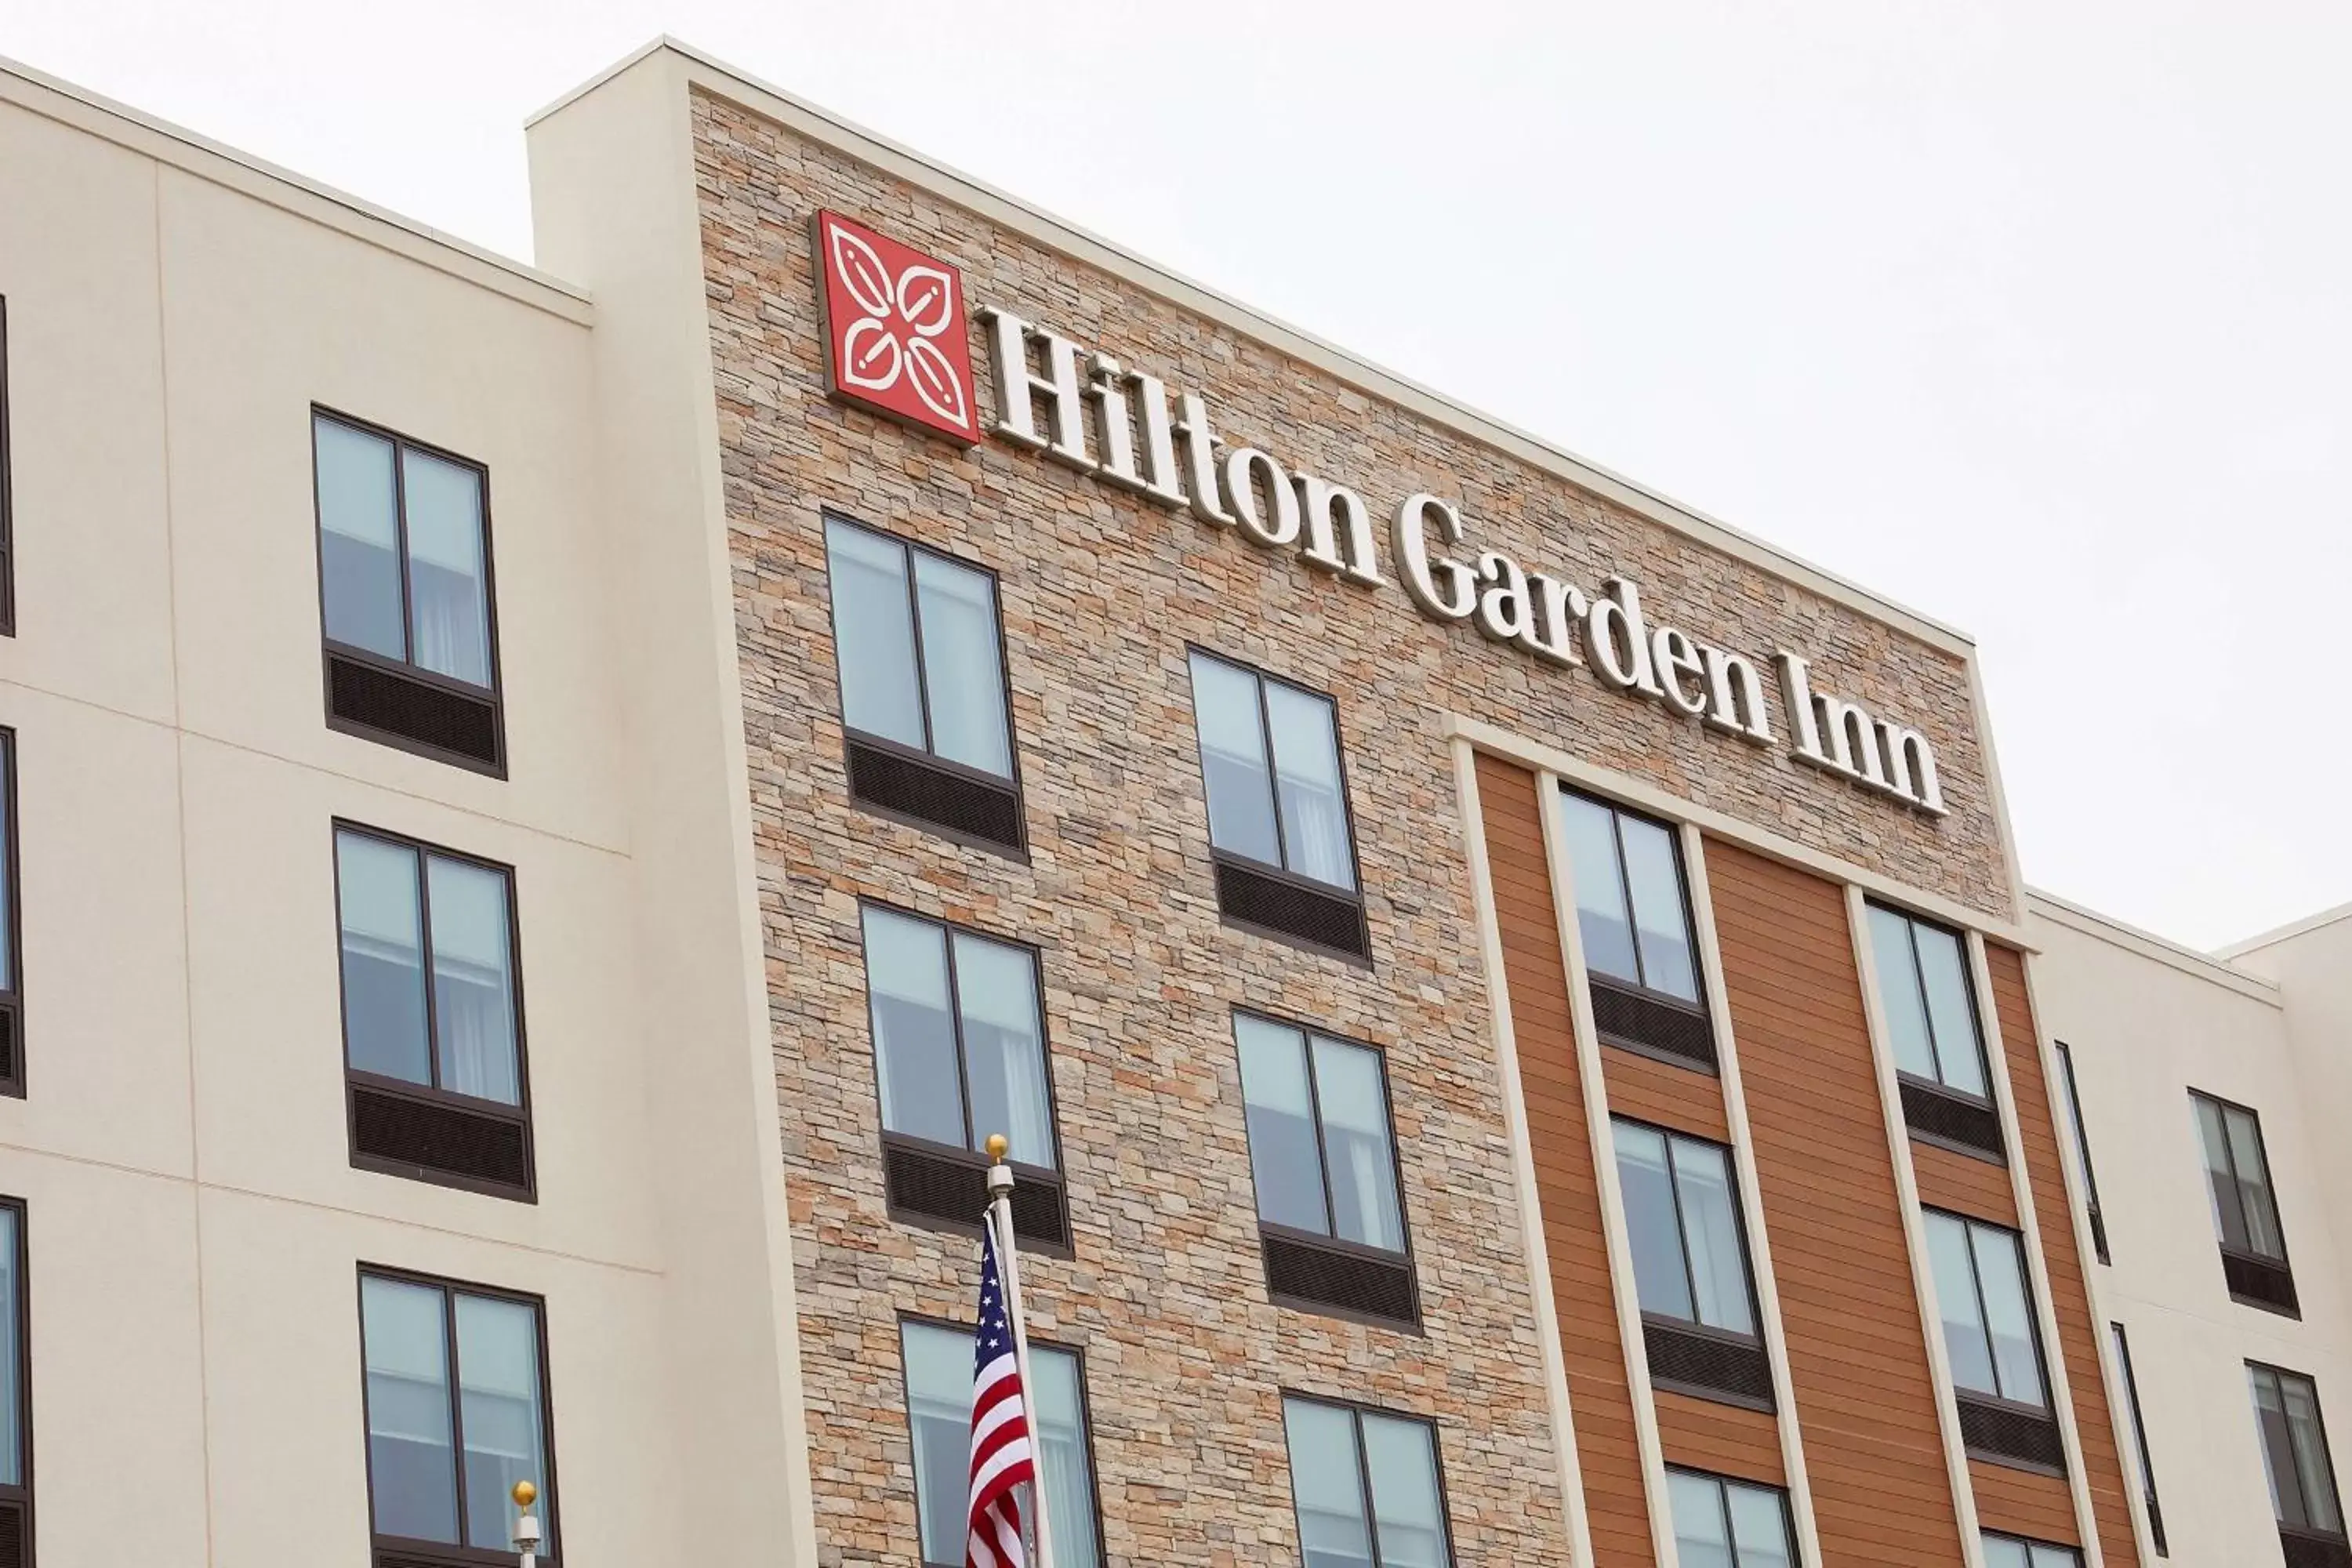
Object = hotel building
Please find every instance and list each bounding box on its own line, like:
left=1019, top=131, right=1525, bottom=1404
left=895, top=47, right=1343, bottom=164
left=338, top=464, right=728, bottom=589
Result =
left=0, top=35, right=2343, bottom=1568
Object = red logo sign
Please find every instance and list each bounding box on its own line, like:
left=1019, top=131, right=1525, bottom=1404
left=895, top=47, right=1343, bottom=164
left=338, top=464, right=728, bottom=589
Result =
left=812, top=211, right=979, bottom=445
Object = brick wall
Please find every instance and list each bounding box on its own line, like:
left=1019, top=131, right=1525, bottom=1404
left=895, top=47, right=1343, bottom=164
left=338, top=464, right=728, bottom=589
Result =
left=691, top=80, right=2009, bottom=1567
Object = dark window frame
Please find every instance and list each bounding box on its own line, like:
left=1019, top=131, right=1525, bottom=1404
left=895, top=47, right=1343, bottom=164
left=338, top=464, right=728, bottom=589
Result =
left=2110, top=1320, right=2167, bottom=1555
left=1560, top=787, right=1712, bottom=1016
left=1924, top=1205, right=2062, bottom=1473
left=1664, top=1465, right=1798, bottom=1567
left=0, top=296, right=13, bottom=637
left=2191, top=1088, right=2299, bottom=1317
left=354, top=1264, right=559, bottom=1568
left=0, top=730, right=20, bottom=1098
left=1980, top=1529, right=2084, bottom=1566
left=858, top=899, right=1069, bottom=1243
left=1869, top=898, right=2005, bottom=1163
left=2053, top=1042, right=2108, bottom=1265
left=2251, top=1359, right=2350, bottom=1547
left=331, top=820, right=535, bottom=1202
left=822, top=510, right=1028, bottom=858
left=1185, top=644, right=1371, bottom=964
left=1613, top=1116, right=1766, bottom=1343
left=0, top=1197, right=30, bottom=1566
left=1278, top=1390, right=1459, bottom=1568
left=1235, top=1007, right=1421, bottom=1331
left=896, top=1312, right=1108, bottom=1568
left=310, top=405, right=506, bottom=778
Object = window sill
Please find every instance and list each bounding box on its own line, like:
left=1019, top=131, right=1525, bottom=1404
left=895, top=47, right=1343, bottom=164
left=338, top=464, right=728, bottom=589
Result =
left=1897, top=1074, right=2007, bottom=1164
left=843, top=729, right=1027, bottom=858
left=1210, top=853, right=1370, bottom=965
left=1955, top=1389, right=2065, bottom=1474
left=1641, top=1315, right=1775, bottom=1410
left=324, top=641, right=506, bottom=777
left=1259, top=1223, right=1419, bottom=1332
left=347, top=1072, right=535, bottom=1202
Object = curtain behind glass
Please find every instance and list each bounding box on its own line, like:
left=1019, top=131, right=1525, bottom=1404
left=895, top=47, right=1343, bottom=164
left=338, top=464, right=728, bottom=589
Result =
left=1613, top=1122, right=1694, bottom=1321
left=2194, top=1098, right=2249, bottom=1251
left=1726, top=1482, right=1792, bottom=1567
left=1618, top=816, right=1697, bottom=1001
left=2283, top=1374, right=2343, bottom=1532
left=1979, top=1538, right=2031, bottom=1568
left=862, top=909, right=964, bottom=1148
left=1029, top=1346, right=1102, bottom=1568
left=1667, top=1472, right=1733, bottom=1568
left=361, top=1276, right=459, bottom=1543
left=1283, top=1399, right=1373, bottom=1568
left=913, top=554, right=1012, bottom=779
left=0, top=748, right=13, bottom=993
left=1968, top=1225, right=2045, bottom=1405
left=2027, top=1546, right=2082, bottom=1568
left=0, top=1210, right=17, bottom=1487
left=1265, top=683, right=1353, bottom=889
left=455, top=1294, right=548, bottom=1552
left=315, top=418, right=405, bottom=662
left=826, top=522, right=926, bottom=751
left=401, top=448, right=491, bottom=688
left=426, top=856, right=518, bottom=1105
left=339, top=832, right=431, bottom=1087
left=1236, top=1016, right=1328, bottom=1235
left=953, top=931, right=1052, bottom=1168
left=2223, top=1108, right=2285, bottom=1258
left=1313, top=1036, right=1402, bottom=1251
left=1189, top=654, right=1280, bottom=866
left=1867, top=908, right=1938, bottom=1083
left=1911, top=924, right=1985, bottom=1096
left=1362, top=1412, right=1450, bottom=1568
left=1672, top=1140, right=1754, bottom=1334
left=901, top=1322, right=971, bottom=1563
left=1923, top=1213, right=1997, bottom=1396
left=1560, top=795, right=1639, bottom=985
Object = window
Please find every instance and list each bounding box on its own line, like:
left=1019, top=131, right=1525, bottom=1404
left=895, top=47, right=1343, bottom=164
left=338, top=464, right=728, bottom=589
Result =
left=2111, top=1321, right=2167, bottom=1555
left=861, top=904, right=1068, bottom=1250
left=823, top=515, right=1025, bottom=854
left=1282, top=1396, right=1453, bottom=1568
left=1235, top=1012, right=1416, bottom=1327
left=1613, top=1120, right=1772, bottom=1408
left=313, top=409, right=503, bottom=772
left=0, top=730, right=18, bottom=1097
left=2053, top=1043, right=2108, bottom=1265
left=1559, top=788, right=1716, bottom=1068
left=1922, top=1210, right=2063, bottom=1471
left=2252, top=1363, right=2347, bottom=1556
left=1666, top=1468, right=1794, bottom=1568
left=0, top=1201, right=28, bottom=1565
left=335, top=825, right=532, bottom=1200
left=1186, top=650, right=1369, bottom=960
left=0, top=296, right=13, bottom=636
left=359, top=1270, right=554, bottom=1566
left=901, top=1319, right=1102, bottom=1568
left=1980, top=1532, right=2082, bottom=1568
left=2192, top=1091, right=2298, bottom=1316
left=1867, top=902, right=2004, bottom=1161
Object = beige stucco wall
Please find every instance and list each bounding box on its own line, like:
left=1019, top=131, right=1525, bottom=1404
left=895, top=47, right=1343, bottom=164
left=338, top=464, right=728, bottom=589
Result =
left=0, top=64, right=708, bottom=1567
left=2028, top=895, right=2352, bottom=1566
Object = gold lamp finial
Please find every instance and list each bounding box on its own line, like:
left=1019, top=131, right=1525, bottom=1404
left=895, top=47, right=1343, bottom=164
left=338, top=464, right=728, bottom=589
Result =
left=511, top=1479, right=539, bottom=1511
left=984, top=1133, right=1011, bottom=1163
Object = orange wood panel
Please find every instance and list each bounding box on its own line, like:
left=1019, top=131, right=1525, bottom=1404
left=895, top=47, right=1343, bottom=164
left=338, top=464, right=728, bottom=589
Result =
left=1477, top=754, right=1655, bottom=1566
left=1987, top=944, right=2143, bottom=1566
left=1971, top=1457, right=2080, bottom=1544
left=1602, top=1044, right=1731, bottom=1143
left=1911, top=1138, right=2019, bottom=1227
left=1706, top=840, right=1966, bottom=1566
left=1653, top=1387, right=1784, bottom=1486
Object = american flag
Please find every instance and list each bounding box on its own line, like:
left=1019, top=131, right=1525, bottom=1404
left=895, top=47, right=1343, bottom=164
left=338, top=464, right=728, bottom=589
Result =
left=966, top=1218, right=1036, bottom=1568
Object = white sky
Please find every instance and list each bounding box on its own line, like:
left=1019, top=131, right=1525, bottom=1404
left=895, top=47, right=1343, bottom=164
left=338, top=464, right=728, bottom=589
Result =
left=9, top=1, right=2347, bottom=949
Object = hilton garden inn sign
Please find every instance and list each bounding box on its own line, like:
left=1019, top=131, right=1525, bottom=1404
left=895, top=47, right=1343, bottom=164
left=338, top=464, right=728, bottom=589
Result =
left=812, top=210, right=1949, bottom=818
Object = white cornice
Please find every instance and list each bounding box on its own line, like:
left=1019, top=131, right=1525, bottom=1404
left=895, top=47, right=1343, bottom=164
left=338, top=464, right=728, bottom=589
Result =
left=2024, top=887, right=2282, bottom=1005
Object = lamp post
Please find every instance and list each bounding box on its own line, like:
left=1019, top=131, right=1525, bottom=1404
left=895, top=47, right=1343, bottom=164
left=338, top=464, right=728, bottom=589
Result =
left=511, top=1479, right=542, bottom=1568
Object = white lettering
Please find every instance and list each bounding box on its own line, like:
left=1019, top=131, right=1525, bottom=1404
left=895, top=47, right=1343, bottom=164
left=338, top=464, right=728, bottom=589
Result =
left=1524, top=574, right=1588, bottom=668
left=1584, top=577, right=1664, bottom=696
left=1701, top=644, right=1773, bottom=745
left=1392, top=494, right=1476, bottom=622
left=1126, top=371, right=1189, bottom=509
left=1651, top=626, right=1708, bottom=718
left=1085, top=354, right=1145, bottom=492
left=1295, top=474, right=1385, bottom=586
left=1173, top=393, right=1234, bottom=527
left=979, top=308, right=1087, bottom=468
left=1475, top=552, right=1535, bottom=644
left=1225, top=448, right=1301, bottom=548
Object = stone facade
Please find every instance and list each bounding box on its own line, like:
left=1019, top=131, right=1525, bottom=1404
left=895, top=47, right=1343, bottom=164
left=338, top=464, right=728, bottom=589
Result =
left=692, top=78, right=2009, bottom=1568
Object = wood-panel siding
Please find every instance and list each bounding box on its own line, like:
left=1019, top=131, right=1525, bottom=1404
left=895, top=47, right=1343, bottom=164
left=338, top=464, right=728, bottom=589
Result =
left=1601, top=1044, right=1730, bottom=1142
left=1707, top=840, right=1965, bottom=1565
left=1987, top=944, right=2144, bottom=1566
left=1971, top=1457, right=2080, bottom=1544
left=1653, top=1387, right=1784, bottom=1486
left=1911, top=1138, right=2019, bottom=1227
left=1477, top=754, right=1656, bottom=1566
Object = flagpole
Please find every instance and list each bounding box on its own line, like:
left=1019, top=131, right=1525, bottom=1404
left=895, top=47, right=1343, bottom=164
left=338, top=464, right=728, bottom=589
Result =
left=984, top=1134, right=1058, bottom=1568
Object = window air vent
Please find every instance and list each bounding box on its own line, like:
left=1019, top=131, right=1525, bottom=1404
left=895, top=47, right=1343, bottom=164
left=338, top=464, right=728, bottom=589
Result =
left=0, top=999, right=18, bottom=1094
left=1900, top=1077, right=2007, bottom=1163
left=1644, top=1319, right=1776, bottom=1410
left=1261, top=1229, right=1419, bottom=1330
left=844, top=735, right=1025, bottom=853
left=1957, top=1394, right=2066, bottom=1472
left=1588, top=978, right=1716, bottom=1070
left=349, top=1080, right=532, bottom=1200
left=327, top=649, right=503, bottom=773
left=1213, top=857, right=1370, bottom=961
left=882, top=1138, right=1069, bottom=1252
left=0, top=1499, right=25, bottom=1568
left=2281, top=1527, right=2352, bottom=1568
left=2224, top=1249, right=2301, bottom=1318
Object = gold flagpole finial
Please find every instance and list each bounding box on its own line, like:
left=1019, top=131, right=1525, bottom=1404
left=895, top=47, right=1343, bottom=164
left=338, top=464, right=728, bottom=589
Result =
left=985, top=1134, right=1010, bottom=1162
